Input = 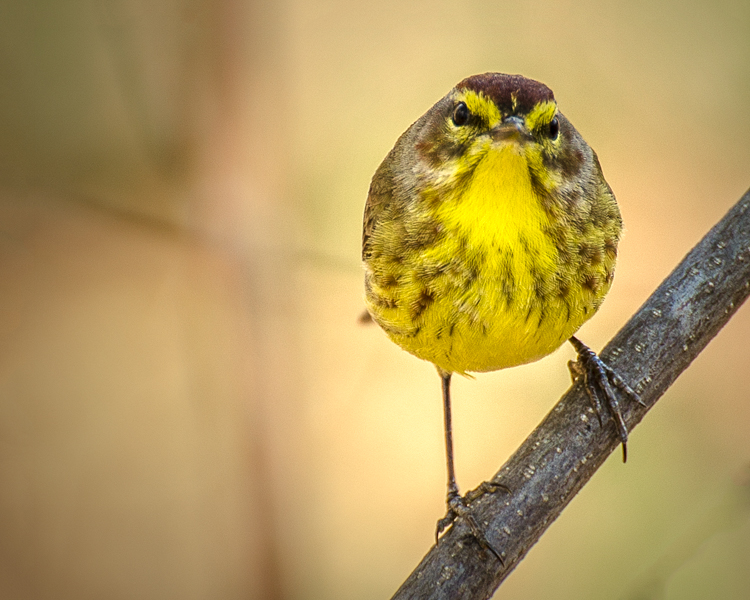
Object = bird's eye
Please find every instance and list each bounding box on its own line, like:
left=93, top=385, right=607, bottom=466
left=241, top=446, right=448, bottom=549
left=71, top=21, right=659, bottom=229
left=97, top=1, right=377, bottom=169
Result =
left=546, top=117, right=560, bottom=140
left=452, top=102, right=470, bottom=127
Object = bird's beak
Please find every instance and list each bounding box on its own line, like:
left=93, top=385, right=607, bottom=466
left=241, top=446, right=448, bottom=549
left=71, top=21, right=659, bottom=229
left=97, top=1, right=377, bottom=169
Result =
left=491, top=115, right=532, bottom=143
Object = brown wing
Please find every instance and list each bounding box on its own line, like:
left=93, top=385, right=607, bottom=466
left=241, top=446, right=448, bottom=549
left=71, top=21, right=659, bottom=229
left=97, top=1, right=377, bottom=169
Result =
left=361, top=154, right=395, bottom=260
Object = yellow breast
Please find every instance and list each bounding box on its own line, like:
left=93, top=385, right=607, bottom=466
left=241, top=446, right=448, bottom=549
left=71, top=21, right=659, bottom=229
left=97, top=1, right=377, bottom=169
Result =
left=364, top=143, right=615, bottom=375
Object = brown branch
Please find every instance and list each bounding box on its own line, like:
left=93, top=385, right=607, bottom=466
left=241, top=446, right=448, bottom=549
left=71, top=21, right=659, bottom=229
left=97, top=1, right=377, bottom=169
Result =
left=391, top=188, right=750, bottom=600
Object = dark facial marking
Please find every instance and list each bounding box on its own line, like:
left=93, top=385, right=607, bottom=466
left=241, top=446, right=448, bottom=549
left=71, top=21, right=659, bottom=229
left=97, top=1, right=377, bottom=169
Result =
left=416, top=137, right=470, bottom=170
left=543, top=144, right=584, bottom=180
left=527, top=164, right=549, bottom=199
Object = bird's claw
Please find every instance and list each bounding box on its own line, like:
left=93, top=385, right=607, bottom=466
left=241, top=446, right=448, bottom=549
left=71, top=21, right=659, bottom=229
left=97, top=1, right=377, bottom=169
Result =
left=465, top=480, right=511, bottom=503
left=436, top=485, right=508, bottom=564
left=568, top=336, right=642, bottom=462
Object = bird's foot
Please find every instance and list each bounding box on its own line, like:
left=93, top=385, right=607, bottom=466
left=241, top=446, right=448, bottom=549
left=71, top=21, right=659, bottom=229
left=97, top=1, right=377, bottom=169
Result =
left=568, top=336, right=645, bottom=462
left=435, top=483, right=509, bottom=564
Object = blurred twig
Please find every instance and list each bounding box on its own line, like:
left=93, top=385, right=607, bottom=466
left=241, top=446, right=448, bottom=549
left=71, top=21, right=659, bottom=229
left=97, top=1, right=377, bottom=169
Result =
left=391, top=188, right=750, bottom=600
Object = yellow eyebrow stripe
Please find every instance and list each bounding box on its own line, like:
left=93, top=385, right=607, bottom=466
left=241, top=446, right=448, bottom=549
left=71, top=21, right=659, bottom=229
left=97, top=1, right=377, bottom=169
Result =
left=458, top=90, right=557, bottom=131
left=525, top=100, right=557, bottom=130
left=460, top=90, right=502, bottom=127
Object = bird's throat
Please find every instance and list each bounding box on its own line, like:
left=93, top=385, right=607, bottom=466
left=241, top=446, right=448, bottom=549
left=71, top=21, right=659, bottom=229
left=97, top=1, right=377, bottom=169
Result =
left=437, top=144, right=555, bottom=270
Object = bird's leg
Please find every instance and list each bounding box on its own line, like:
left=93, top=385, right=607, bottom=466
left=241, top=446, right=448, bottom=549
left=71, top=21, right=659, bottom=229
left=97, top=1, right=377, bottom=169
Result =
left=568, top=336, right=644, bottom=462
left=435, top=370, right=505, bottom=563
left=436, top=371, right=460, bottom=534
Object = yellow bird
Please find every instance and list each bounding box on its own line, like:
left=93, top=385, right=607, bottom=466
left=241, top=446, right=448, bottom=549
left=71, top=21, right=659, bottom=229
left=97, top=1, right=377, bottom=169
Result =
left=362, top=73, right=639, bottom=555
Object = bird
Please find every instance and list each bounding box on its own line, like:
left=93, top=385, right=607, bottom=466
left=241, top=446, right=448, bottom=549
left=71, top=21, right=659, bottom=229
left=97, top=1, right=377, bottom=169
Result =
left=361, top=72, right=639, bottom=557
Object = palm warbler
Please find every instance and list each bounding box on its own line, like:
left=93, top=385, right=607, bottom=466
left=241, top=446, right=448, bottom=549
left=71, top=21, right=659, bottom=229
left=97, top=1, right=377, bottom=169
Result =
left=362, top=73, right=638, bottom=552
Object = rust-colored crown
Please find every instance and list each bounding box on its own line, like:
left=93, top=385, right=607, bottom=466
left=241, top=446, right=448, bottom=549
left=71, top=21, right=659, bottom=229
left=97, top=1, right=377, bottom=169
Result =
left=456, top=73, right=554, bottom=115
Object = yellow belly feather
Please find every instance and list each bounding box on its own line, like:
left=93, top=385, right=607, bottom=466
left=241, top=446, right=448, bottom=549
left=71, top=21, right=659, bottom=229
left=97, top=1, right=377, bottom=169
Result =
left=366, top=143, right=610, bottom=375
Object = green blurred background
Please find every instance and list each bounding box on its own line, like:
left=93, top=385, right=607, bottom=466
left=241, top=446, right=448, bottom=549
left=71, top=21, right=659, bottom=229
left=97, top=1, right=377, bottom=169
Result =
left=0, top=1, right=748, bottom=598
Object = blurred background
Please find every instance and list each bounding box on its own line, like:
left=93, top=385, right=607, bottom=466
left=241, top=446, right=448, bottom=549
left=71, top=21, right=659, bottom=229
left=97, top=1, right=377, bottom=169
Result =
left=0, top=0, right=748, bottom=598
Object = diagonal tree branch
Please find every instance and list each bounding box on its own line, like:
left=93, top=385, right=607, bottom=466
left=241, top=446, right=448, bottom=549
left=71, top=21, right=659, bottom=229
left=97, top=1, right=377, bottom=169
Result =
left=391, top=188, right=750, bottom=600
